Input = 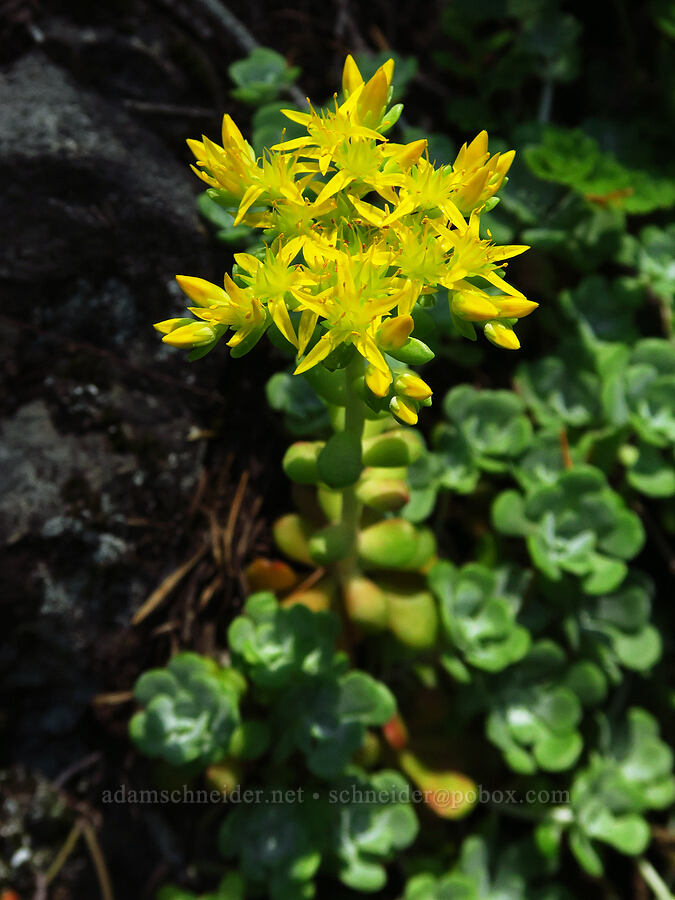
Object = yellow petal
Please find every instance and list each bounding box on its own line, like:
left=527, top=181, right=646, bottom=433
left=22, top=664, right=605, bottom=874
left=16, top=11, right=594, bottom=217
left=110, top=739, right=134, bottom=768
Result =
left=234, top=185, right=264, bottom=226
left=233, top=252, right=261, bottom=274
left=314, top=170, right=353, bottom=206
left=294, top=331, right=339, bottom=375
left=348, top=194, right=387, bottom=226
left=269, top=136, right=313, bottom=152
left=496, top=149, right=515, bottom=178
left=380, top=58, right=395, bottom=87
left=439, top=199, right=467, bottom=231
left=154, top=318, right=188, bottom=335
left=494, top=298, right=539, bottom=318
left=221, top=114, right=246, bottom=150
left=342, top=54, right=363, bottom=97
left=354, top=333, right=388, bottom=374
left=270, top=299, right=298, bottom=347
left=226, top=327, right=252, bottom=348
left=186, top=138, right=206, bottom=161
left=483, top=270, right=526, bottom=298
left=452, top=292, right=500, bottom=321
left=281, top=108, right=312, bottom=126
left=465, top=130, right=488, bottom=165
left=394, top=139, right=427, bottom=170
left=365, top=365, right=392, bottom=397
left=298, top=310, right=319, bottom=356
left=176, top=275, right=227, bottom=307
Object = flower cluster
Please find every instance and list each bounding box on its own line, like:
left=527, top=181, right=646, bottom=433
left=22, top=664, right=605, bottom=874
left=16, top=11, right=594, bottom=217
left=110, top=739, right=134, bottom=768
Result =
left=156, top=56, right=536, bottom=423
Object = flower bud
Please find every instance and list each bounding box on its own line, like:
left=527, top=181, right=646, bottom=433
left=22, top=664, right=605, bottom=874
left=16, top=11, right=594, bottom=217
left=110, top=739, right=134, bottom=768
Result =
left=393, top=373, right=433, bottom=401
left=451, top=292, right=500, bottom=321
left=390, top=395, right=419, bottom=425
left=377, top=315, right=414, bottom=350
left=162, top=322, right=216, bottom=348
left=494, top=297, right=539, bottom=318
left=484, top=321, right=520, bottom=349
left=154, top=317, right=194, bottom=335
left=386, top=337, right=435, bottom=365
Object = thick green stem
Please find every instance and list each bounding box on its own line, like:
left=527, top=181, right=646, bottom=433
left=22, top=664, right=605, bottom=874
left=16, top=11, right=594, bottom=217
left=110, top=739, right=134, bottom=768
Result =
left=337, top=353, right=367, bottom=586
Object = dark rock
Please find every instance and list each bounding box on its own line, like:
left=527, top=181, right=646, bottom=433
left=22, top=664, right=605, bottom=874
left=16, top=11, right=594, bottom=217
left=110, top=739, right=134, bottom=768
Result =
left=0, top=51, right=208, bottom=284
left=0, top=399, right=135, bottom=545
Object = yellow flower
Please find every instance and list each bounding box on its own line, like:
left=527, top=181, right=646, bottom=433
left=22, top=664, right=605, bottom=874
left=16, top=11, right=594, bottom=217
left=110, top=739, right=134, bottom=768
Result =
left=159, top=53, right=536, bottom=399
left=451, top=132, right=515, bottom=214
left=434, top=210, right=529, bottom=297
left=292, top=254, right=407, bottom=375
left=156, top=274, right=266, bottom=350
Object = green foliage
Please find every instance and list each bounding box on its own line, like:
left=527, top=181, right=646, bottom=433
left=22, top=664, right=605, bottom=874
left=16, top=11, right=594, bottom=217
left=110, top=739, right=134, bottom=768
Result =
left=603, top=338, right=675, bottom=496
left=559, top=275, right=643, bottom=344
left=430, top=561, right=531, bottom=677
left=217, top=769, right=418, bottom=899
left=515, top=356, right=602, bottom=429
left=129, top=653, right=243, bottom=766
left=228, top=47, right=300, bottom=106
left=483, top=641, right=605, bottom=774
left=266, top=372, right=330, bottom=436
left=329, top=769, right=419, bottom=890
left=143, top=17, right=675, bottom=899
left=493, top=467, right=645, bottom=593
left=565, top=709, right=675, bottom=875
left=227, top=593, right=340, bottom=690
left=218, top=799, right=322, bottom=900
left=404, top=835, right=573, bottom=900
left=524, top=126, right=675, bottom=214
left=405, top=385, right=532, bottom=518
left=274, top=669, right=395, bottom=778
left=619, top=224, right=675, bottom=329
left=537, top=573, right=662, bottom=682
left=157, top=874, right=245, bottom=900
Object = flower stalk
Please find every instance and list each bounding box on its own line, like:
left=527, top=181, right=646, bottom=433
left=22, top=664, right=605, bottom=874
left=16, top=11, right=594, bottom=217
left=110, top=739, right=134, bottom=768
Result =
left=336, top=353, right=367, bottom=588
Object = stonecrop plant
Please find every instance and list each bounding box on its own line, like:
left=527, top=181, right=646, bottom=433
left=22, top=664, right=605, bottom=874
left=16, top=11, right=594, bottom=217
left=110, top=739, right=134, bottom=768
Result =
left=131, top=40, right=674, bottom=900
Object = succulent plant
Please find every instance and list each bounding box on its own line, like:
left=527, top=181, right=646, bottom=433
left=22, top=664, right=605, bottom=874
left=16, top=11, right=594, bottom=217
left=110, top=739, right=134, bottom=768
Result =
left=493, top=466, right=645, bottom=594
left=129, top=653, right=244, bottom=767
left=429, top=561, right=531, bottom=678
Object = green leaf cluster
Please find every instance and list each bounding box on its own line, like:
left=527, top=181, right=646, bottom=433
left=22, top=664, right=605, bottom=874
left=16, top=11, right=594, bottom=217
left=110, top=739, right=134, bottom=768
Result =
left=129, top=652, right=243, bottom=766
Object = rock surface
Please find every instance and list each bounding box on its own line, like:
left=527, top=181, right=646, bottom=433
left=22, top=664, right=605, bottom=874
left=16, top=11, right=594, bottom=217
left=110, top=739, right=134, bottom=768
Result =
left=0, top=51, right=207, bottom=283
